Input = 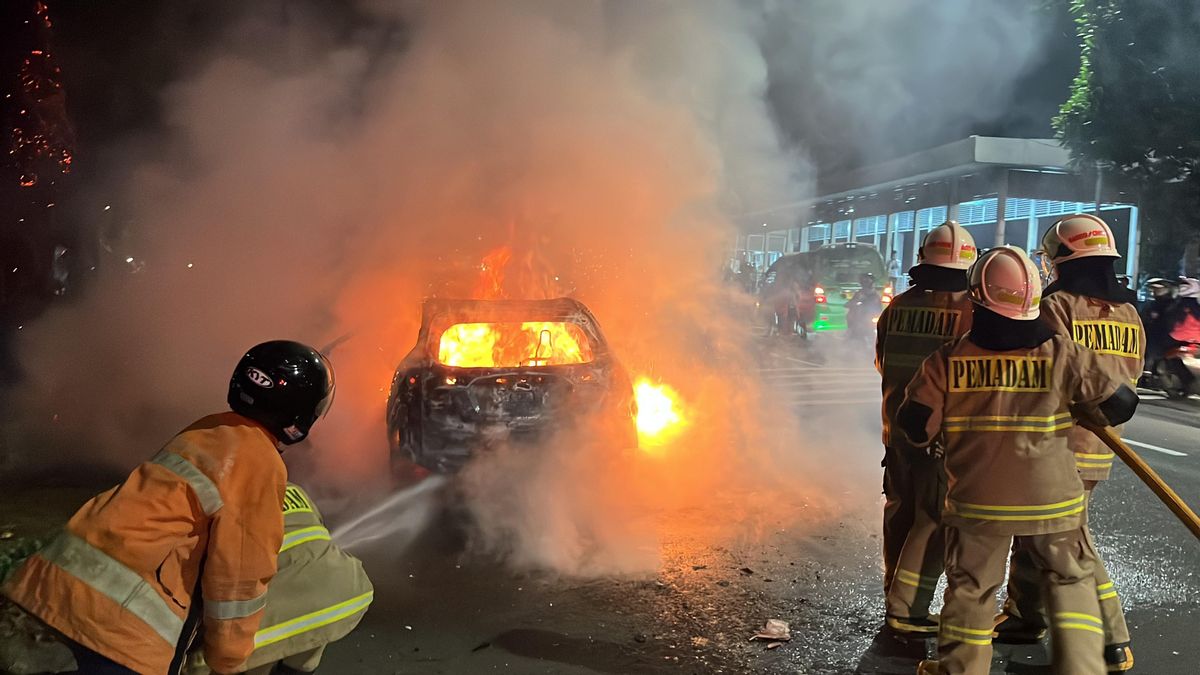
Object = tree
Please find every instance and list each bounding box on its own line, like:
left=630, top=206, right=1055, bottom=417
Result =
left=1055, top=0, right=1200, bottom=276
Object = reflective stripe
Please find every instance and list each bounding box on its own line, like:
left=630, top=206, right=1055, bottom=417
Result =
left=945, top=413, right=1073, bottom=433
left=254, top=591, right=374, bottom=648
left=205, top=591, right=267, bottom=620
left=1054, top=611, right=1105, bottom=636
left=151, top=453, right=223, bottom=515
left=951, top=494, right=1086, bottom=522
left=279, top=525, right=332, bottom=553
left=895, top=568, right=939, bottom=590
left=1076, top=461, right=1113, bottom=469
left=1097, top=582, right=1118, bottom=601
left=942, top=623, right=992, bottom=646
left=1075, top=452, right=1115, bottom=460
left=38, top=532, right=183, bottom=645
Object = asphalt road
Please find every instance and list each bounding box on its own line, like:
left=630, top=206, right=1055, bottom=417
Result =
left=313, top=333, right=1200, bottom=674
left=2, top=333, right=1195, bottom=674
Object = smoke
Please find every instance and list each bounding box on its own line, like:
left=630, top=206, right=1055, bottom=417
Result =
left=2, top=0, right=977, bottom=575
left=759, top=0, right=1060, bottom=174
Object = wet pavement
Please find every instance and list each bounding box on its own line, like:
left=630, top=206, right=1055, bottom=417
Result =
left=313, top=336, right=1200, bottom=674
left=2, top=335, right=1197, bottom=674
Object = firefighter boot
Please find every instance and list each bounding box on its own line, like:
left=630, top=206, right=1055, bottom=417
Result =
left=916, top=659, right=945, bottom=675
left=1104, top=643, right=1134, bottom=672
left=991, top=611, right=1046, bottom=644
left=886, top=614, right=939, bottom=638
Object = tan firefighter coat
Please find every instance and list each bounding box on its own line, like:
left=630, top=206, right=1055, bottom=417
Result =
left=239, top=483, right=373, bottom=670
left=1040, top=291, right=1145, bottom=481
left=876, top=287, right=974, bottom=448
left=903, top=335, right=1125, bottom=536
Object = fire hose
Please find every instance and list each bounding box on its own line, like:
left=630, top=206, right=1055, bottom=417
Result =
left=1086, top=425, right=1200, bottom=541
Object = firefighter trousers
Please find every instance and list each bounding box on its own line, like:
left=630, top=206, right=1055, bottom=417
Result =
left=938, top=525, right=1105, bottom=675
left=242, top=646, right=324, bottom=674
left=882, top=445, right=918, bottom=595
left=884, top=450, right=946, bottom=619
left=1003, top=486, right=1129, bottom=646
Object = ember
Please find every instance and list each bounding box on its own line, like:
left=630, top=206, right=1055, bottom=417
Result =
left=437, top=321, right=593, bottom=368
left=634, top=378, right=686, bottom=449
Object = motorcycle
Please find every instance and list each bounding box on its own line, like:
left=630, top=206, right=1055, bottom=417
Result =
left=846, top=288, right=884, bottom=343
left=1141, top=342, right=1200, bottom=400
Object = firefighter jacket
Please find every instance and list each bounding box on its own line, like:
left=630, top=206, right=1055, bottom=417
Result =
left=876, top=287, right=974, bottom=448
left=1041, top=291, right=1145, bottom=481
left=2, top=413, right=286, bottom=675
left=239, top=483, right=373, bottom=671
left=903, top=335, right=1123, bottom=536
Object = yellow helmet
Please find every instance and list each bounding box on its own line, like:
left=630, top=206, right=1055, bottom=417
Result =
left=1040, top=213, right=1120, bottom=264
left=918, top=220, right=977, bottom=270
left=968, top=246, right=1042, bottom=320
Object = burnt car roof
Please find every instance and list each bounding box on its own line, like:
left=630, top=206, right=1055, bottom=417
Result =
left=417, top=297, right=612, bottom=359
left=422, top=297, right=598, bottom=324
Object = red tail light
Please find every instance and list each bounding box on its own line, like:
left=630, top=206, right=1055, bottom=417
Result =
left=814, top=286, right=826, bottom=304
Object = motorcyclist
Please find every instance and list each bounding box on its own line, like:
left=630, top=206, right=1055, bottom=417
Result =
left=793, top=269, right=817, bottom=338
left=848, top=272, right=883, bottom=338
left=1141, top=278, right=1178, bottom=364
left=1163, top=278, right=1200, bottom=391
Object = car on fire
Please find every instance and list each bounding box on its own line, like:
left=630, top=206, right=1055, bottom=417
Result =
left=386, top=297, right=638, bottom=477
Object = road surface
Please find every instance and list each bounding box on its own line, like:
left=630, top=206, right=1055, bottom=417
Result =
left=314, top=334, right=1200, bottom=674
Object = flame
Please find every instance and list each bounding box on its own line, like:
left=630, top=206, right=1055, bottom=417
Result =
left=473, top=246, right=513, bottom=300
left=438, top=321, right=593, bottom=368
left=634, top=378, right=686, bottom=449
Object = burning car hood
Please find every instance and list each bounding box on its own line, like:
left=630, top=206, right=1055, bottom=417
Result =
left=415, top=297, right=611, bottom=363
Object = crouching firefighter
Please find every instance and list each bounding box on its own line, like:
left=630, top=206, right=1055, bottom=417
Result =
left=875, top=220, right=977, bottom=635
left=898, top=246, right=1138, bottom=675
left=1, top=341, right=335, bottom=675
left=997, top=214, right=1143, bottom=671
left=184, top=483, right=373, bottom=675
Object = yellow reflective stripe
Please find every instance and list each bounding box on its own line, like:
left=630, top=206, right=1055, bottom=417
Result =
left=1075, top=453, right=1115, bottom=460
left=279, top=525, right=332, bottom=553
left=1097, top=582, right=1118, bottom=600
left=38, top=532, right=183, bottom=645
left=1096, top=582, right=1114, bottom=591
left=1098, top=590, right=1119, bottom=601
left=955, top=505, right=1086, bottom=522
left=1058, top=622, right=1105, bottom=635
left=205, top=591, right=267, bottom=620
left=946, top=422, right=1072, bottom=432
left=896, top=569, right=939, bottom=589
left=955, top=494, right=1085, bottom=512
left=254, top=591, right=374, bottom=648
left=945, top=414, right=1071, bottom=423
left=942, top=623, right=993, bottom=645
left=1076, top=462, right=1112, bottom=469
left=151, top=453, right=223, bottom=515
left=1054, top=612, right=1101, bottom=624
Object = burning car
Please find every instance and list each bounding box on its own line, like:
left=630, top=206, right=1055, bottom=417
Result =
left=386, top=297, right=637, bottom=476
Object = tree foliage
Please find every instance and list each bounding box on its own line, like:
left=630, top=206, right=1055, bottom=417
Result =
left=1055, top=0, right=1200, bottom=274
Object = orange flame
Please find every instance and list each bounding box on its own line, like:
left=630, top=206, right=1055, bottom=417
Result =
left=473, top=246, right=514, bottom=300
left=438, top=321, right=593, bottom=368
left=634, top=378, right=686, bottom=450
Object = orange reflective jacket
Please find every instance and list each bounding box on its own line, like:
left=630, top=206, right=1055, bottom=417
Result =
left=2, top=412, right=286, bottom=674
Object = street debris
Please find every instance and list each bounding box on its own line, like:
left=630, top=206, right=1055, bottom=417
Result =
left=750, top=618, right=792, bottom=645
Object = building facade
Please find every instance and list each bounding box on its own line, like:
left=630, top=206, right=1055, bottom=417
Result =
left=734, top=136, right=1139, bottom=283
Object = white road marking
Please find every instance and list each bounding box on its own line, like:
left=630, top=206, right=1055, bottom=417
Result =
left=1124, top=439, right=1188, bottom=457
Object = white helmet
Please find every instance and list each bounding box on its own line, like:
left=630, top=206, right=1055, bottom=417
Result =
left=918, top=220, right=977, bottom=270
left=1178, top=278, right=1200, bottom=299
left=968, top=246, right=1042, bottom=320
left=1040, top=213, right=1120, bottom=264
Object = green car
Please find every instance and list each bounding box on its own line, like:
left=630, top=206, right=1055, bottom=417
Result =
left=762, top=243, right=888, bottom=333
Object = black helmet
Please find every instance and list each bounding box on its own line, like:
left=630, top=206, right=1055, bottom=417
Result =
left=227, top=340, right=335, bottom=445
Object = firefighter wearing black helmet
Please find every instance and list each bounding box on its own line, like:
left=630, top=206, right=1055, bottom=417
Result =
left=3, top=341, right=335, bottom=675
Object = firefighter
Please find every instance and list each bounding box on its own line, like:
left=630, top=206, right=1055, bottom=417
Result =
left=899, top=246, right=1138, bottom=675
left=184, top=483, right=373, bottom=675
left=875, top=220, right=976, bottom=635
left=1, top=341, right=335, bottom=675
left=996, top=215, right=1142, bottom=671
